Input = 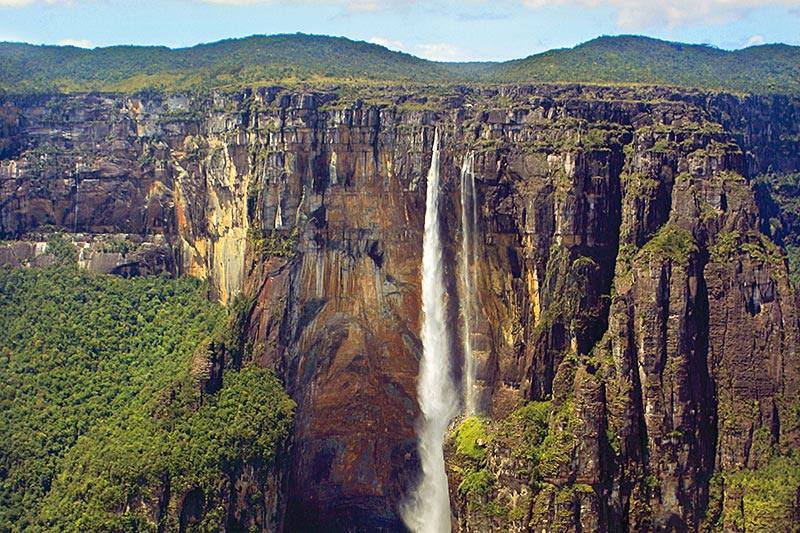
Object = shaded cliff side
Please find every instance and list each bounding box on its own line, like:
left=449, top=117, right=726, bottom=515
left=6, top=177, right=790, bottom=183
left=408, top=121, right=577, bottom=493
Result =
left=1, top=84, right=799, bottom=531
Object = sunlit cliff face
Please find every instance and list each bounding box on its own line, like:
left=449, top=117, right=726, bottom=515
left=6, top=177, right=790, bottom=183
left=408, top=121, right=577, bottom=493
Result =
left=1, top=85, right=799, bottom=531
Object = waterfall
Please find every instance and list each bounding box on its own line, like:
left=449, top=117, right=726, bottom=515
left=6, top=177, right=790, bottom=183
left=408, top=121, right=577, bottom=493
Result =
left=459, top=151, right=479, bottom=415
left=74, top=175, right=80, bottom=233
left=73, top=161, right=81, bottom=233
left=274, top=199, right=283, bottom=229
left=402, top=130, right=459, bottom=533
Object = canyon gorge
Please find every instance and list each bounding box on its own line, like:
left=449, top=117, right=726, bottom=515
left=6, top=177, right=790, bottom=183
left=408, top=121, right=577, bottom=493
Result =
left=2, top=83, right=800, bottom=531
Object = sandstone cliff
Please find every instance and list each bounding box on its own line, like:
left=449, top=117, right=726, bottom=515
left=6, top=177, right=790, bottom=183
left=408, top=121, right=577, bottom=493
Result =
left=1, top=84, right=798, bottom=531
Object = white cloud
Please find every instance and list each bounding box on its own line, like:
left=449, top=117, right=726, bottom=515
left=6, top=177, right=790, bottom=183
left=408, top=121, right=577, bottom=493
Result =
left=197, top=0, right=269, bottom=3
left=3, top=0, right=798, bottom=33
left=0, top=31, right=24, bottom=41
left=745, top=34, right=765, bottom=46
left=58, top=38, right=92, bottom=48
left=413, top=42, right=468, bottom=61
left=199, top=0, right=416, bottom=11
left=367, top=36, right=405, bottom=50
left=367, top=36, right=467, bottom=61
left=521, top=0, right=800, bottom=29
left=340, top=0, right=412, bottom=11
left=0, top=0, right=73, bottom=5
left=194, top=0, right=800, bottom=28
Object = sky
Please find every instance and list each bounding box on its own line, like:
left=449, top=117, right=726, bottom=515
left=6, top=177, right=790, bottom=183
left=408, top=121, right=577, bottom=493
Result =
left=0, top=0, right=799, bottom=62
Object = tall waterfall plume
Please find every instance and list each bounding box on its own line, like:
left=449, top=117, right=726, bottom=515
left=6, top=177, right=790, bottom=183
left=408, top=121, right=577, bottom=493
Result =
left=459, top=151, right=479, bottom=415
left=402, top=130, right=459, bottom=533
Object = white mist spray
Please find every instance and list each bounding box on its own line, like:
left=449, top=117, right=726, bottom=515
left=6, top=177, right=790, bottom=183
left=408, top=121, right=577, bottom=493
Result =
left=459, top=151, right=479, bottom=416
left=402, top=130, right=459, bottom=533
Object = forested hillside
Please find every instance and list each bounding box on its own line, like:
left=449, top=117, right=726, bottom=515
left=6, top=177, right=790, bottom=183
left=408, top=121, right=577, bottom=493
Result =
left=0, top=255, right=293, bottom=530
left=0, top=34, right=798, bottom=94
left=487, top=35, right=800, bottom=95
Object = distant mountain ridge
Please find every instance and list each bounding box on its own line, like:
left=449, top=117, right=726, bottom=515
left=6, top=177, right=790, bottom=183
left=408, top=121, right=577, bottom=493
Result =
left=0, top=33, right=798, bottom=95
left=487, top=35, right=800, bottom=95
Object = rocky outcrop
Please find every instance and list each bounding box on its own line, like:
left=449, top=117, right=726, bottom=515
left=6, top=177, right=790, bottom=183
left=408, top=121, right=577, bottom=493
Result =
left=0, top=232, right=175, bottom=274
left=1, top=84, right=799, bottom=531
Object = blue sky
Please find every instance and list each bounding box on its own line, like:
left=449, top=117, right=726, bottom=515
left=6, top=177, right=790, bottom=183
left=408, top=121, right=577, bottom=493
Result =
left=1, top=0, right=799, bottom=61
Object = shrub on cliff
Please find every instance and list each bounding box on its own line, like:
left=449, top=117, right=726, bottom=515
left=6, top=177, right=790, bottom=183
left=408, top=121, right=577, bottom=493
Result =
left=453, top=417, right=493, bottom=497
left=45, top=232, right=77, bottom=265
left=753, top=172, right=800, bottom=286
left=639, top=225, right=698, bottom=265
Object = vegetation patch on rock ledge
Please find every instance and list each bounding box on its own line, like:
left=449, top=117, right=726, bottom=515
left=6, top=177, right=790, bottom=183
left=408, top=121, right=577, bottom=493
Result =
left=706, top=455, right=800, bottom=531
left=447, top=402, right=554, bottom=529
left=638, top=225, right=698, bottom=265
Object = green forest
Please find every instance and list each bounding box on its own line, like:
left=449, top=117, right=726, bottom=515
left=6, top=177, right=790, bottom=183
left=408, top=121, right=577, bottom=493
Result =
left=0, top=34, right=799, bottom=95
left=0, top=261, right=293, bottom=531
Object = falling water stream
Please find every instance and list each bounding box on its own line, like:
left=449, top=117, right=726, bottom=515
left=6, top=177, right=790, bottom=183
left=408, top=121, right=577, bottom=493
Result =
left=459, top=151, right=479, bottom=416
left=402, top=130, right=459, bottom=533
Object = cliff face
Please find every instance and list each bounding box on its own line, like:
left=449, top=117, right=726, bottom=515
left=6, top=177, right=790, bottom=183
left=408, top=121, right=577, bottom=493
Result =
left=1, top=85, right=799, bottom=531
